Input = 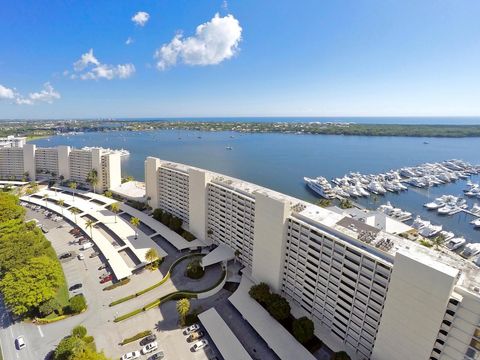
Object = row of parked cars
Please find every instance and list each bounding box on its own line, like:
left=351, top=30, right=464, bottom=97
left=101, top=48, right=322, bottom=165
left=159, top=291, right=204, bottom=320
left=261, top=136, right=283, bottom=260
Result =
left=21, top=201, right=63, bottom=223
left=184, top=324, right=209, bottom=352
left=121, top=333, right=164, bottom=360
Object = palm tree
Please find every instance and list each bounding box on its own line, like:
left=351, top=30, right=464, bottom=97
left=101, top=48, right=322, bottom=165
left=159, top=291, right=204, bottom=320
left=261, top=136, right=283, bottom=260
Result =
left=130, top=217, right=140, bottom=239
left=176, top=298, right=190, bottom=325
left=69, top=182, right=77, bottom=202
left=69, top=207, right=81, bottom=224
left=86, top=169, right=99, bottom=194
left=57, top=199, right=65, bottom=216
left=110, top=202, right=120, bottom=223
left=26, top=188, right=34, bottom=200
left=145, top=248, right=159, bottom=264
left=85, top=219, right=96, bottom=240
left=43, top=194, right=49, bottom=208
left=431, top=234, right=445, bottom=250
left=104, top=191, right=113, bottom=198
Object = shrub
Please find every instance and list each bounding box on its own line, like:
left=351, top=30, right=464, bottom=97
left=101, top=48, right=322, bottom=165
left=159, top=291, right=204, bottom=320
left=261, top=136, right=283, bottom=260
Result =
left=249, top=283, right=271, bottom=305
left=39, top=298, right=61, bottom=317
left=68, top=294, right=86, bottom=314
left=103, top=278, right=131, bottom=291
left=266, top=293, right=291, bottom=322
left=169, top=216, right=183, bottom=233
left=184, top=313, right=199, bottom=327
left=152, top=208, right=164, bottom=221
left=292, top=317, right=315, bottom=344
left=181, top=230, right=196, bottom=242
left=120, top=330, right=152, bottom=346
left=72, top=325, right=87, bottom=338
left=161, top=212, right=172, bottom=226
left=186, top=260, right=204, bottom=279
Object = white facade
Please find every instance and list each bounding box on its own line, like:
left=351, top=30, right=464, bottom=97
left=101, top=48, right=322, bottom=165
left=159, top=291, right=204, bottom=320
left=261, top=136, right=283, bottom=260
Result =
left=0, top=144, right=122, bottom=192
left=0, top=136, right=27, bottom=149
left=144, top=157, right=480, bottom=360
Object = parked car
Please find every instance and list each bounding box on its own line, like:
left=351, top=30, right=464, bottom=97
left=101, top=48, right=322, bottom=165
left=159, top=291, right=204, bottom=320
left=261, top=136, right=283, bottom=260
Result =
left=69, top=283, right=82, bottom=291
left=120, top=351, right=140, bottom=360
left=78, top=238, right=88, bottom=245
left=15, top=336, right=26, bottom=350
left=41, top=226, right=49, bottom=233
left=98, top=264, right=107, bottom=271
left=89, top=252, right=100, bottom=258
left=140, top=334, right=157, bottom=346
left=141, top=342, right=158, bottom=355
left=100, top=274, right=113, bottom=284
left=59, top=252, right=73, bottom=260
left=192, top=339, right=208, bottom=352
left=99, top=272, right=112, bottom=279
left=147, top=351, right=165, bottom=360
left=184, top=324, right=200, bottom=335
left=188, top=331, right=205, bottom=342
left=81, top=242, right=93, bottom=250
left=78, top=253, right=85, bottom=260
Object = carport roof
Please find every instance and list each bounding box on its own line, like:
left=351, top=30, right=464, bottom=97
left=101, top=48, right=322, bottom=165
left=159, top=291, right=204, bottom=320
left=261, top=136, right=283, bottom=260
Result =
left=198, top=308, right=252, bottom=360
left=201, top=244, right=235, bottom=268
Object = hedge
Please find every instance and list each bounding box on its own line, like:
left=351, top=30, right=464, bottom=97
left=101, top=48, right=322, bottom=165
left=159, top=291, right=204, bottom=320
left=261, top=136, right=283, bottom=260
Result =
left=109, top=253, right=204, bottom=307
left=120, top=330, right=152, bottom=346
left=35, top=314, right=68, bottom=324
left=103, top=278, right=131, bottom=291
left=113, top=269, right=227, bottom=323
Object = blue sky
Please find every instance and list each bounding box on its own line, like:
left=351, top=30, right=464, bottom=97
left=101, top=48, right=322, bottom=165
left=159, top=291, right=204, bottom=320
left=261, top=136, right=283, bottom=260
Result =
left=1, top=0, right=480, bottom=119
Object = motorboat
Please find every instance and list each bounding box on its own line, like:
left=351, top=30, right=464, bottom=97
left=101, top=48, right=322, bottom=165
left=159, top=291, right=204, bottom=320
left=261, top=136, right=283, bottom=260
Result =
left=367, top=181, right=387, bottom=195
left=461, top=243, right=480, bottom=258
left=438, top=205, right=455, bottom=215
left=419, top=223, right=443, bottom=238
left=472, top=219, right=480, bottom=228
left=439, top=231, right=455, bottom=241
left=304, top=177, right=334, bottom=199
left=446, top=237, right=466, bottom=250
left=412, top=216, right=429, bottom=230
left=424, top=198, right=446, bottom=210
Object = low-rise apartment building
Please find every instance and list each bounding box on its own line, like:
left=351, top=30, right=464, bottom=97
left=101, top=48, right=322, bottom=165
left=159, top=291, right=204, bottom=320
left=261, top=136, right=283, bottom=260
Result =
left=145, top=156, right=480, bottom=360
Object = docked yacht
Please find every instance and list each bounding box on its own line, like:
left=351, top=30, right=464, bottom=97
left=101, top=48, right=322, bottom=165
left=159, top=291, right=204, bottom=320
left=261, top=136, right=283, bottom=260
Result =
left=367, top=181, right=387, bottom=195
left=304, top=177, right=333, bottom=199
left=419, top=223, right=443, bottom=238
left=472, top=219, right=480, bottom=228
left=412, top=216, right=429, bottom=230
left=461, top=243, right=480, bottom=258
left=439, top=231, right=455, bottom=241
left=424, top=197, right=446, bottom=210
left=446, top=237, right=466, bottom=251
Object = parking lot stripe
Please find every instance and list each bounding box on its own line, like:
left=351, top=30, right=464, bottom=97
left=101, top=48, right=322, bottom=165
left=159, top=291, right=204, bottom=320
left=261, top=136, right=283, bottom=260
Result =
left=37, top=326, right=44, bottom=338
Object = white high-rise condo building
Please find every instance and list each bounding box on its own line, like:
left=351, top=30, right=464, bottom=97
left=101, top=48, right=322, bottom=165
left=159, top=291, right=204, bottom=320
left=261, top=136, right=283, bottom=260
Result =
left=145, top=156, right=480, bottom=360
left=0, top=144, right=121, bottom=192
left=0, top=135, right=27, bottom=149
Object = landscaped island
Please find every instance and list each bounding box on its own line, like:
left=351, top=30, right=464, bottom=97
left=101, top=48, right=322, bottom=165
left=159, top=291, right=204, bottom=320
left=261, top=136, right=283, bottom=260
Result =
left=3, top=119, right=480, bottom=138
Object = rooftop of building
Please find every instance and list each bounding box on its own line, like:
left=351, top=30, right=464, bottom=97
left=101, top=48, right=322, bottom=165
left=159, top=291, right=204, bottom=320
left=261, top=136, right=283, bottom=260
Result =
left=150, top=157, right=480, bottom=288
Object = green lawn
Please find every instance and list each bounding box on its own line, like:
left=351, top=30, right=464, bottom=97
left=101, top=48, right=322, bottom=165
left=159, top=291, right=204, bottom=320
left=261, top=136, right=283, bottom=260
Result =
left=55, top=271, right=70, bottom=308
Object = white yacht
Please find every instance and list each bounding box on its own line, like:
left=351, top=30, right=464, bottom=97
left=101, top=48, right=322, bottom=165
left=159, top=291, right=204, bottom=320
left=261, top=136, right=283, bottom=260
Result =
left=461, top=243, right=480, bottom=258
left=472, top=219, right=480, bottom=228
left=471, top=203, right=480, bottom=215
left=367, top=181, right=387, bottom=195
left=419, top=223, right=443, bottom=238
left=439, top=231, right=455, bottom=241
left=424, top=197, right=446, bottom=210
left=446, top=237, right=466, bottom=251
left=304, top=177, right=334, bottom=199
left=412, top=216, right=429, bottom=230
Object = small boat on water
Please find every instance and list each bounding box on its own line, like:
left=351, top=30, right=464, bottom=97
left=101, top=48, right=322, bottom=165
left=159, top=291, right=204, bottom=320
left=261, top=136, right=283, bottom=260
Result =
left=446, top=237, right=466, bottom=251
left=226, top=146, right=233, bottom=150
left=461, top=243, right=480, bottom=258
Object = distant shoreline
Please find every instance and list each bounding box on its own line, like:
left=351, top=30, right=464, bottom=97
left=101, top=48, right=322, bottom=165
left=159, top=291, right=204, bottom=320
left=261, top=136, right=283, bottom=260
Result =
left=5, top=120, right=480, bottom=138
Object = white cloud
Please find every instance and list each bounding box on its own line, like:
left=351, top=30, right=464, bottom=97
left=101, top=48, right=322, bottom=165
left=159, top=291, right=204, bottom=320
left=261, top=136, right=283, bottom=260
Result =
left=154, top=13, right=242, bottom=70
left=71, top=49, right=135, bottom=80
left=0, top=84, right=16, bottom=100
left=73, top=48, right=99, bottom=71
left=132, top=11, right=150, bottom=26
left=0, top=82, right=60, bottom=105
left=126, top=37, right=134, bottom=45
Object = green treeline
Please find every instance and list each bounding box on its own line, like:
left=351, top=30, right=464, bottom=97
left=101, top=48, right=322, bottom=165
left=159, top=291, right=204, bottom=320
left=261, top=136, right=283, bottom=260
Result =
left=0, top=193, right=68, bottom=317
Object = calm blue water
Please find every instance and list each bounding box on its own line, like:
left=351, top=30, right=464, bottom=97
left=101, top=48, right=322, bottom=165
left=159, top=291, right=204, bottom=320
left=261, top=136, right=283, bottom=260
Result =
left=32, top=130, right=480, bottom=242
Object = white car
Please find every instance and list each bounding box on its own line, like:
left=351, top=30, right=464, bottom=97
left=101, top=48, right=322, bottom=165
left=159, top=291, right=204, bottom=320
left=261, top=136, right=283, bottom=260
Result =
left=78, top=253, right=85, bottom=260
left=142, top=341, right=158, bottom=354
left=192, top=339, right=208, bottom=352
left=185, top=323, right=200, bottom=334
left=120, top=351, right=140, bottom=360
left=81, top=242, right=94, bottom=250
left=15, top=336, right=26, bottom=350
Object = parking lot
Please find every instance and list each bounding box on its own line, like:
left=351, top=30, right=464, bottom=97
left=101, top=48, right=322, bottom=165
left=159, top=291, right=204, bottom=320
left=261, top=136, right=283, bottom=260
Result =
left=11, top=203, right=221, bottom=360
